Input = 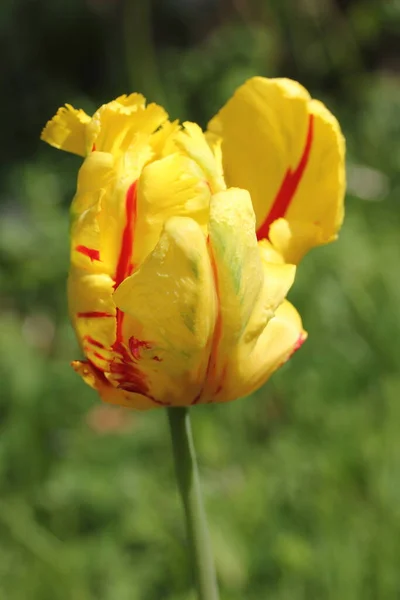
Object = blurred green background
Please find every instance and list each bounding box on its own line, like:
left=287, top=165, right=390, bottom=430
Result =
left=1, top=0, right=400, bottom=598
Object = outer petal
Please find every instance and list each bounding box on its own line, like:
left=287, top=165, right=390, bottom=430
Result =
left=201, top=188, right=294, bottom=401
left=41, top=104, right=91, bottom=156
left=208, top=77, right=345, bottom=261
left=113, top=216, right=217, bottom=406
left=72, top=360, right=154, bottom=410
left=70, top=152, right=115, bottom=274
left=68, top=268, right=116, bottom=372
left=218, top=301, right=307, bottom=402
left=208, top=187, right=263, bottom=351
left=202, top=189, right=295, bottom=402
left=70, top=150, right=148, bottom=279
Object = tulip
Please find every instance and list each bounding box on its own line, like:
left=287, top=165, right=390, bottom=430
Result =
left=42, top=80, right=345, bottom=600
left=41, top=79, right=345, bottom=411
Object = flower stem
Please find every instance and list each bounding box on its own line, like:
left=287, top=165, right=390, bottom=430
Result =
left=167, top=407, right=220, bottom=600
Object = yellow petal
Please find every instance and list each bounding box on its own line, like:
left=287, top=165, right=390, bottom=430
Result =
left=175, top=122, right=226, bottom=193
left=202, top=187, right=264, bottom=399
left=242, top=260, right=297, bottom=347
left=258, top=238, right=285, bottom=264
left=218, top=301, right=306, bottom=402
left=268, top=218, right=323, bottom=264
left=87, top=95, right=168, bottom=155
left=150, top=119, right=181, bottom=158
left=72, top=360, right=154, bottom=410
left=285, top=99, right=345, bottom=239
left=205, top=130, right=224, bottom=183
left=203, top=189, right=297, bottom=402
left=41, top=104, right=91, bottom=156
left=113, top=216, right=217, bottom=406
left=69, top=153, right=113, bottom=273
left=70, top=151, right=147, bottom=279
left=133, top=153, right=211, bottom=266
left=208, top=77, right=345, bottom=260
left=68, top=268, right=116, bottom=371
left=68, top=269, right=160, bottom=409
left=97, top=170, right=137, bottom=281
left=74, top=151, right=115, bottom=198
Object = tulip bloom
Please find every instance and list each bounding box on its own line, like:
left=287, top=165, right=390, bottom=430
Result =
left=41, top=78, right=345, bottom=409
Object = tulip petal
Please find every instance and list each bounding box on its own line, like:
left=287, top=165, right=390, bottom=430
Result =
left=70, top=151, right=121, bottom=276
left=268, top=218, right=322, bottom=264
left=70, top=155, right=107, bottom=273
left=258, top=238, right=285, bottom=264
left=72, top=360, right=154, bottom=409
left=208, top=77, right=345, bottom=261
left=41, top=104, right=91, bottom=156
left=150, top=119, right=180, bottom=158
left=133, top=153, right=211, bottom=266
left=113, top=216, right=217, bottom=405
left=87, top=94, right=168, bottom=155
left=175, top=122, right=226, bottom=193
left=202, top=188, right=264, bottom=398
left=68, top=268, right=116, bottom=372
left=203, top=189, right=297, bottom=402
left=217, top=301, right=306, bottom=402
left=70, top=152, right=146, bottom=279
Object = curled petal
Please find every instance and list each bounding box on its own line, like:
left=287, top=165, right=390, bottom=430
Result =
left=218, top=301, right=307, bottom=402
left=87, top=95, right=168, bottom=155
left=41, top=104, right=91, bottom=156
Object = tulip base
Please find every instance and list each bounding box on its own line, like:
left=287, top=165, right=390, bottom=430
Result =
left=167, top=407, right=220, bottom=600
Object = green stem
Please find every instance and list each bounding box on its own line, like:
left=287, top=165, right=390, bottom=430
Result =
left=168, top=407, right=220, bottom=600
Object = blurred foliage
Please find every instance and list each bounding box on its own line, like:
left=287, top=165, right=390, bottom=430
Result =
left=1, top=0, right=400, bottom=598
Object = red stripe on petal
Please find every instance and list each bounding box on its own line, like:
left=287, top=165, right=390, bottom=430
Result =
left=114, top=181, right=137, bottom=288
left=112, top=181, right=138, bottom=349
left=191, top=392, right=201, bottom=405
left=77, top=311, right=114, bottom=318
left=129, top=336, right=152, bottom=360
left=84, top=335, right=106, bottom=349
left=257, top=114, right=314, bottom=241
left=284, top=331, right=307, bottom=364
left=93, top=352, right=108, bottom=361
left=76, top=245, right=100, bottom=261
left=106, top=180, right=168, bottom=406
left=111, top=340, right=149, bottom=395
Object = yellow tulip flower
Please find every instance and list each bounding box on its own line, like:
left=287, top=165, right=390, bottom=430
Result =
left=41, top=78, right=344, bottom=409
